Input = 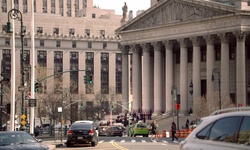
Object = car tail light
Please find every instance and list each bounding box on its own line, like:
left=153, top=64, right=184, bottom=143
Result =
left=67, top=130, right=73, bottom=135
left=89, top=129, right=94, bottom=136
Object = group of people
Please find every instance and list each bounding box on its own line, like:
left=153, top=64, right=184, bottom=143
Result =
left=130, top=109, right=153, bottom=123
left=149, top=120, right=178, bottom=142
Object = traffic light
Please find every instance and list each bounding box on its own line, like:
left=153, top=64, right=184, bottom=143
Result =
left=89, top=75, right=93, bottom=84
left=35, top=82, right=39, bottom=92
left=84, top=75, right=88, bottom=84
left=176, top=104, right=180, bottom=110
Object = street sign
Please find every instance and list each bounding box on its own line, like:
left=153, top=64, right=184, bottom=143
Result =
left=20, top=120, right=26, bottom=126
left=21, top=114, right=26, bottom=119
left=29, top=99, right=37, bottom=107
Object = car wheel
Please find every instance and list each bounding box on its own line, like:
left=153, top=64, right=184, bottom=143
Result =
left=134, top=134, right=136, bottom=137
left=145, top=134, right=148, bottom=137
left=91, top=141, right=96, bottom=147
left=66, top=141, right=73, bottom=147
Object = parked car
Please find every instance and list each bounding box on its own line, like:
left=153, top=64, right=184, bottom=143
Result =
left=129, top=121, right=149, bottom=137
left=180, top=107, right=250, bottom=150
left=66, top=122, right=99, bottom=147
left=0, top=131, right=50, bottom=150
left=105, top=126, right=123, bottom=137
left=98, top=126, right=108, bottom=136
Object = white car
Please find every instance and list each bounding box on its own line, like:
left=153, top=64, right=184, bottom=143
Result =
left=180, top=107, right=250, bottom=150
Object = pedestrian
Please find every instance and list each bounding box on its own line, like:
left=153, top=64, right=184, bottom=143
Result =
left=185, top=118, right=189, bottom=129
left=150, top=120, right=159, bottom=142
left=171, top=122, right=178, bottom=141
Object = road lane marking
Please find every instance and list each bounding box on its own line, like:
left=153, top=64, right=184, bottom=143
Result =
left=98, top=140, right=104, bottom=143
left=121, top=140, right=125, bottom=142
left=131, top=140, right=136, bottom=143
left=112, top=142, right=129, bottom=150
left=141, top=140, right=146, bottom=143
left=109, top=140, right=115, bottom=143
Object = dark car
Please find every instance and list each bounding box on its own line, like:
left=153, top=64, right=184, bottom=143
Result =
left=105, top=126, right=123, bottom=137
left=0, top=131, right=50, bottom=150
left=98, top=126, right=108, bottom=136
left=66, top=122, right=99, bottom=147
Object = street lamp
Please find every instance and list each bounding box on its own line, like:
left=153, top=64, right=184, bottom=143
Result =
left=0, top=75, right=3, bottom=131
left=6, top=8, right=26, bottom=130
left=171, top=85, right=179, bottom=130
left=211, top=68, right=221, bottom=110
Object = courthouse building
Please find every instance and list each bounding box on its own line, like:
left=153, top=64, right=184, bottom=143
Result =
left=0, top=0, right=124, bottom=120
left=117, top=0, right=250, bottom=115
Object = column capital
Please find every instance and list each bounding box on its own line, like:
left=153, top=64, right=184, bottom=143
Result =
left=152, top=42, right=163, bottom=51
left=203, top=35, right=216, bottom=45
left=163, top=40, right=174, bottom=50
left=218, top=33, right=230, bottom=43
left=131, top=44, right=141, bottom=54
left=234, top=31, right=249, bottom=42
left=120, top=45, right=130, bottom=55
left=190, top=37, right=202, bottom=47
left=140, top=43, right=152, bottom=53
left=177, top=38, right=189, bottom=48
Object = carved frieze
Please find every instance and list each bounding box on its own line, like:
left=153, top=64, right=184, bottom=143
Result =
left=125, top=0, right=232, bottom=30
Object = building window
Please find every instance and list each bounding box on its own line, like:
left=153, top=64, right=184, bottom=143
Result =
left=37, top=50, right=47, bottom=67
left=100, top=30, right=105, bottom=37
left=2, top=25, right=6, bottom=32
left=2, top=49, right=11, bottom=82
left=40, top=40, right=44, bottom=47
left=34, top=0, right=36, bottom=12
left=14, top=0, right=19, bottom=9
left=53, top=28, right=59, bottom=34
left=24, top=39, right=28, bottom=46
left=69, top=28, right=75, bottom=35
left=92, top=13, right=96, bottom=18
left=116, top=53, right=122, bottom=94
left=54, top=51, right=63, bottom=83
left=51, top=0, right=55, bottom=13
left=70, top=52, right=79, bottom=94
left=101, top=53, right=109, bottom=94
left=72, top=41, right=77, bottom=48
left=85, top=29, right=90, bottom=36
left=23, top=0, right=28, bottom=13
left=56, top=41, right=61, bottom=47
left=37, top=27, right=43, bottom=34
left=43, top=0, right=47, bottom=13
left=85, top=52, right=94, bottom=94
left=88, top=42, right=92, bottom=48
left=5, top=38, right=10, bottom=46
left=103, top=42, right=107, bottom=49
left=2, top=0, right=7, bottom=12
left=59, top=0, right=63, bottom=16
left=75, top=0, right=79, bottom=17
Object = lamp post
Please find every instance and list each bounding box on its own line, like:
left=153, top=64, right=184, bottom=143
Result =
left=0, top=75, right=3, bottom=131
left=171, top=85, right=179, bottom=130
left=211, top=68, right=221, bottom=110
left=6, top=8, right=26, bottom=130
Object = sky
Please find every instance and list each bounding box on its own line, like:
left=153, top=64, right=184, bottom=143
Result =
left=93, top=0, right=151, bottom=16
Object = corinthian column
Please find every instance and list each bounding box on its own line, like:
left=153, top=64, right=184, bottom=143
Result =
left=141, top=43, right=151, bottom=111
left=190, top=37, right=201, bottom=112
left=204, top=35, right=215, bottom=97
left=152, top=42, right=163, bottom=115
left=163, top=41, right=174, bottom=114
left=177, top=39, right=189, bottom=114
left=121, top=45, right=129, bottom=114
left=234, top=31, right=248, bottom=106
left=131, top=45, right=142, bottom=111
left=218, top=33, right=230, bottom=99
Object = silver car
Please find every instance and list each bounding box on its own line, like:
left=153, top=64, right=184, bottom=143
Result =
left=180, top=107, right=250, bottom=150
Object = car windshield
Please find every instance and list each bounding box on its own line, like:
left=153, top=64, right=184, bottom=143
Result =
left=137, top=123, right=147, bottom=128
left=0, top=132, right=38, bottom=146
left=71, top=123, right=92, bottom=129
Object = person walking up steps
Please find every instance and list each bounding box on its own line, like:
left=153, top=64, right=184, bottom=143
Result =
left=171, top=122, right=178, bottom=141
left=150, top=120, right=159, bottom=142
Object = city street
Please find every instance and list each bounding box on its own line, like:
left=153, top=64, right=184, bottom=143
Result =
left=53, top=136, right=181, bottom=150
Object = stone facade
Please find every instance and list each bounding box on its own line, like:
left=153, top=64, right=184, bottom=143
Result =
left=116, top=0, right=250, bottom=115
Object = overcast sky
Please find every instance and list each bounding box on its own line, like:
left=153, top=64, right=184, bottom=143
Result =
left=93, top=0, right=151, bottom=16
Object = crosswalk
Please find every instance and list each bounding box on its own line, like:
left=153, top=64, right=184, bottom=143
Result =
left=98, top=139, right=179, bottom=144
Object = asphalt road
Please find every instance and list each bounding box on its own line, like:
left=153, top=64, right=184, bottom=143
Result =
left=54, top=136, right=181, bottom=150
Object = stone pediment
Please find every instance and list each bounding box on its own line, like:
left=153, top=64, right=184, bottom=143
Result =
left=118, top=0, right=236, bottom=31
